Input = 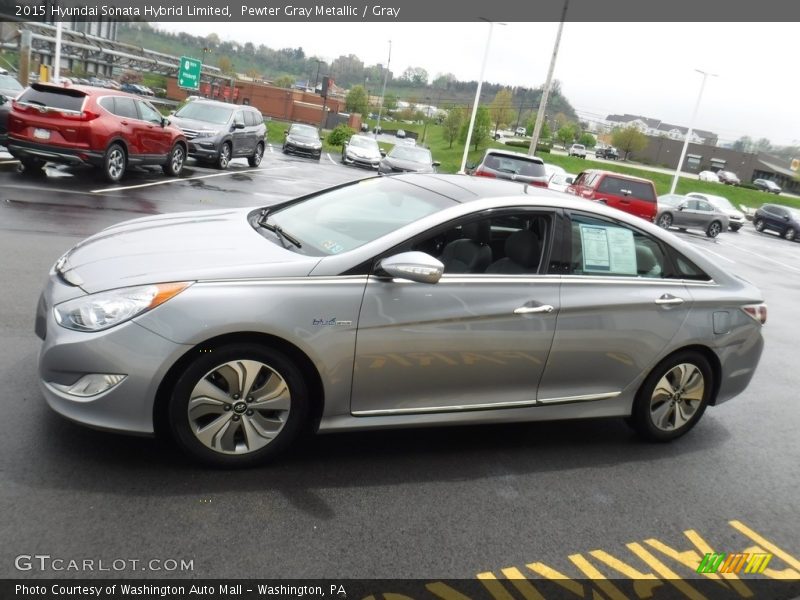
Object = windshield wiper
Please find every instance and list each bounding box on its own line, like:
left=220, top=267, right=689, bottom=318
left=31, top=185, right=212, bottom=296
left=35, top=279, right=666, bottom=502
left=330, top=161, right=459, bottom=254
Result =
left=257, top=216, right=302, bottom=249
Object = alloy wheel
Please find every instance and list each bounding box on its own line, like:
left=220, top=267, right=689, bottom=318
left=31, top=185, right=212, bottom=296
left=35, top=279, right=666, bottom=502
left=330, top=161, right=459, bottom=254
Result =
left=171, top=146, right=185, bottom=174
left=107, top=147, right=125, bottom=180
left=649, top=363, right=704, bottom=432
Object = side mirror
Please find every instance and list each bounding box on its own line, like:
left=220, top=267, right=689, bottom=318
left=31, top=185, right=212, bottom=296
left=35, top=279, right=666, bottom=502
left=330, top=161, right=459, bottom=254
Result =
left=343, top=141, right=348, bottom=147
left=566, top=177, right=574, bottom=184
left=168, top=110, right=175, bottom=116
left=376, top=252, right=444, bottom=284
left=678, top=203, right=686, bottom=211
left=284, top=129, right=289, bottom=136
left=432, top=161, right=441, bottom=167
left=161, top=117, right=169, bottom=128
left=783, top=215, right=790, bottom=221
left=234, top=122, right=245, bottom=129
left=380, top=150, right=386, bottom=157
left=466, top=162, right=477, bottom=170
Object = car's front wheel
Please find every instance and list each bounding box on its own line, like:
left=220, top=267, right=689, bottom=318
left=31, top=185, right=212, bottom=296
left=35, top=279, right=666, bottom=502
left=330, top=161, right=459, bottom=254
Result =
left=168, top=343, right=310, bottom=468
left=216, top=142, right=231, bottom=170
left=103, top=143, right=126, bottom=183
left=631, top=350, right=713, bottom=442
left=754, top=218, right=766, bottom=232
left=248, top=142, right=265, bottom=167
left=162, top=143, right=185, bottom=177
left=785, top=227, right=796, bottom=241
left=706, top=221, right=722, bottom=238
left=657, top=213, right=673, bottom=229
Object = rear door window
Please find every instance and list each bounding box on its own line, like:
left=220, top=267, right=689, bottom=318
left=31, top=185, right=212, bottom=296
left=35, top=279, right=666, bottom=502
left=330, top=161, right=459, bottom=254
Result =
left=17, top=85, right=86, bottom=112
left=244, top=111, right=257, bottom=127
left=597, top=176, right=624, bottom=195
left=111, top=97, right=138, bottom=119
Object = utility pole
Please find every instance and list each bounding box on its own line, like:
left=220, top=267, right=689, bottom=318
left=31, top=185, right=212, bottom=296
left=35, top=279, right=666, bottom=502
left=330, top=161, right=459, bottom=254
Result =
left=375, top=40, right=392, bottom=137
left=53, top=21, right=62, bottom=83
left=528, top=0, right=569, bottom=156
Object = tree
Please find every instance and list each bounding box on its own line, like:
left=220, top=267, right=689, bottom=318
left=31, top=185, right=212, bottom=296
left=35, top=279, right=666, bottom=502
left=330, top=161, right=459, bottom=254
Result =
left=205, top=33, right=220, bottom=47
left=383, top=93, right=398, bottom=111
left=525, top=113, right=550, bottom=140
left=246, top=68, right=261, bottom=81
left=578, top=132, right=596, bottom=148
left=556, top=124, right=577, bottom=147
left=755, top=137, right=772, bottom=152
left=612, top=126, right=649, bottom=160
left=442, top=107, right=464, bottom=149
left=345, top=85, right=369, bottom=115
left=460, top=106, right=491, bottom=151
left=489, top=89, right=514, bottom=135
left=217, top=56, right=234, bottom=75
left=274, top=75, right=295, bottom=89
left=732, top=136, right=753, bottom=153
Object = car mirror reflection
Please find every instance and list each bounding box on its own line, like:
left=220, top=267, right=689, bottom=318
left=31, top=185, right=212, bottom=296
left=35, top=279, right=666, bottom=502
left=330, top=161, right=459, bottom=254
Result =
left=377, top=252, right=444, bottom=284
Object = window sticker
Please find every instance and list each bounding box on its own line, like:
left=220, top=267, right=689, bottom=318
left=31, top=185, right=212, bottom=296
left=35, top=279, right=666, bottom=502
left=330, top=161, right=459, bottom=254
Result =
left=579, top=224, right=637, bottom=275
left=321, top=240, right=345, bottom=254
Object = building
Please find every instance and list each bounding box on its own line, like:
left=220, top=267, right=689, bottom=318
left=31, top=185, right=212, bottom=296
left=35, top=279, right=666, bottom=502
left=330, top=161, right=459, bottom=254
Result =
left=606, top=113, right=718, bottom=146
left=41, top=19, right=119, bottom=76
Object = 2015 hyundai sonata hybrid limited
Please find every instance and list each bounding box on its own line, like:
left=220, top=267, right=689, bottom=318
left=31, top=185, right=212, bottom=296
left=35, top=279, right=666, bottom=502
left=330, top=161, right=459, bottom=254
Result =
left=36, top=175, right=766, bottom=467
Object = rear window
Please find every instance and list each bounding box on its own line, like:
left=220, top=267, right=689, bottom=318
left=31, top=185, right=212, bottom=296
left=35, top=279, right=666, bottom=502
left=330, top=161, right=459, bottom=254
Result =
left=18, top=85, right=86, bottom=112
left=484, top=153, right=545, bottom=177
left=598, top=176, right=656, bottom=202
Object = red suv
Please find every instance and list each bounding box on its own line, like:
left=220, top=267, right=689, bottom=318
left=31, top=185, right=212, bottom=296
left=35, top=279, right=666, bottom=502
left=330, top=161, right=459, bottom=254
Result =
left=7, top=83, right=187, bottom=182
left=567, top=169, right=658, bottom=222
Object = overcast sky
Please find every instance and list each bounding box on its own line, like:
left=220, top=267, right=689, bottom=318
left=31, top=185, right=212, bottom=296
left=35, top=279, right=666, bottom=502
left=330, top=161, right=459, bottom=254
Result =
left=158, top=22, right=798, bottom=146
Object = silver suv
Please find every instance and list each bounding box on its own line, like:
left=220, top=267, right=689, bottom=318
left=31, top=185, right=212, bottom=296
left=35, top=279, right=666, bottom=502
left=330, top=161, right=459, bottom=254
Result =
left=170, top=100, right=266, bottom=169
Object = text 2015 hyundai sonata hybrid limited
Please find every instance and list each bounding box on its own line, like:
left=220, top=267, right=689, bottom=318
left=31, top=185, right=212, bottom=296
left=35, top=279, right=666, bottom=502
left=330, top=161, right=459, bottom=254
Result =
left=35, top=175, right=766, bottom=467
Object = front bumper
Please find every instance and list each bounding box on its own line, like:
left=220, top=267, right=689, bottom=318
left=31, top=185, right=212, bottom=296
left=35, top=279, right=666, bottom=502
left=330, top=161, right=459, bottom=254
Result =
left=187, top=139, right=222, bottom=159
left=7, top=138, right=103, bottom=167
left=343, top=153, right=380, bottom=169
left=36, top=280, right=191, bottom=435
left=284, top=142, right=321, bottom=158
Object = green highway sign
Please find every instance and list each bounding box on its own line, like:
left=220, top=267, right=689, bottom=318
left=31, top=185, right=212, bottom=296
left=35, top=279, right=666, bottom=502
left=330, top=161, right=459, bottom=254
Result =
left=178, top=56, right=202, bottom=90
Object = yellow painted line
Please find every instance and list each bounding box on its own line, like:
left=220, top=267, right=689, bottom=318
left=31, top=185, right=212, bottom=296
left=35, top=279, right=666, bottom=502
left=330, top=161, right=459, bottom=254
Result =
left=499, top=568, right=546, bottom=600
left=567, top=554, right=628, bottom=600
left=588, top=549, right=663, bottom=599
left=627, top=542, right=707, bottom=600
left=683, top=530, right=753, bottom=597
left=525, top=563, right=584, bottom=596
left=476, top=573, right=516, bottom=600
left=425, top=582, right=472, bottom=600
left=729, top=520, right=800, bottom=573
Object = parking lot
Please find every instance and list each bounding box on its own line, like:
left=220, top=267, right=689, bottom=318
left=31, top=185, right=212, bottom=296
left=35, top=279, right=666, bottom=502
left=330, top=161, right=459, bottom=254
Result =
left=1, top=149, right=798, bottom=588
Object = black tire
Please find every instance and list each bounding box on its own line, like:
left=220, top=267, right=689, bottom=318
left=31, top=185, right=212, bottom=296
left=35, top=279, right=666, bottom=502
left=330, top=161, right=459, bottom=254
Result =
left=706, top=221, right=722, bottom=238
left=730, top=225, right=741, bottom=232
left=248, top=142, right=265, bottom=167
left=657, top=213, right=673, bottom=229
left=168, top=343, right=311, bottom=468
left=103, top=142, right=126, bottom=183
left=162, top=143, right=185, bottom=177
left=678, top=227, right=687, bottom=232
left=785, top=227, right=796, bottom=241
left=631, top=350, right=713, bottom=442
left=754, top=218, right=765, bottom=232
left=21, top=157, right=46, bottom=171
left=216, top=142, right=231, bottom=170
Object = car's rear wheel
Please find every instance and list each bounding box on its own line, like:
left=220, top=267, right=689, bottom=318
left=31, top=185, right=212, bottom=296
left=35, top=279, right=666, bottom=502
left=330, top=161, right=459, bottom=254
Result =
left=631, top=350, right=713, bottom=442
left=706, top=221, right=722, bottom=238
left=168, top=343, right=310, bottom=468
left=162, top=143, right=185, bottom=177
left=21, top=157, right=45, bottom=171
left=103, top=143, right=126, bottom=183
left=785, top=227, right=796, bottom=241
left=216, top=142, right=231, bottom=170
left=248, top=142, right=264, bottom=167
left=754, top=218, right=766, bottom=232
left=657, top=213, right=673, bottom=229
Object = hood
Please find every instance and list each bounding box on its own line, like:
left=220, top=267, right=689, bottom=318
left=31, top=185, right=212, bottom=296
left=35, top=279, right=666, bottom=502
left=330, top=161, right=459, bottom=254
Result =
left=347, top=145, right=381, bottom=160
left=170, top=115, right=226, bottom=133
left=288, top=133, right=321, bottom=144
left=382, top=157, right=433, bottom=173
left=57, top=208, right=321, bottom=294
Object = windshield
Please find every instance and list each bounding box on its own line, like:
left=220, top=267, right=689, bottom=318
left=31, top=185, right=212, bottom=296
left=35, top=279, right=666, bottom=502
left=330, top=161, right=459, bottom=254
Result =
left=0, top=75, right=22, bottom=92
left=290, top=125, right=319, bottom=139
left=658, top=194, right=684, bottom=206
left=349, top=136, right=378, bottom=150
left=388, top=146, right=432, bottom=163
left=706, top=195, right=734, bottom=210
left=484, top=153, right=546, bottom=177
left=174, top=103, right=233, bottom=125
left=267, top=178, right=454, bottom=256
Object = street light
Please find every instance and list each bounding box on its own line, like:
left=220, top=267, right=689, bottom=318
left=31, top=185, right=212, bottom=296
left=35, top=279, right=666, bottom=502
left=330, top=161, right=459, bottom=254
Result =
left=375, top=40, right=392, bottom=138
left=313, top=59, right=325, bottom=90
left=669, top=69, right=718, bottom=194
left=459, top=20, right=505, bottom=174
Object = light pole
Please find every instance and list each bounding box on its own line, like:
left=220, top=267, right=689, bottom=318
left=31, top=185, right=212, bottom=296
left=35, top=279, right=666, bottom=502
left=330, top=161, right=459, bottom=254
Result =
left=459, top=20, right=505, bottom=174
left=421, top=96, right=431, bottom=144
left=375, top=40, right=392, bottom=137
left=313, top=59, right=325, bottom=91
left=669, top=69, right=717, bottom=194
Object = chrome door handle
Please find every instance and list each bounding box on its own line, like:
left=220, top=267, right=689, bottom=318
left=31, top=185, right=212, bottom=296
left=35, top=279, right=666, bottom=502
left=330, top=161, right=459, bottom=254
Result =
left=654, top=295, right=684, bottom=305
left=514, top=305, right=554, bottom=315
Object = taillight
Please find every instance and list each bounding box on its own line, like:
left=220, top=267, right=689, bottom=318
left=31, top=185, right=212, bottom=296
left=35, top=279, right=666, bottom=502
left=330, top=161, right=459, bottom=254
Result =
left=474, top=168, right=495, bottom=178
left=742, top=304, right=767, bottom=325
left=581, top=190, right=594, bottom=198
left=529, top=180, right=548, bottom=188
left=62, top=110, right=99, bottom=121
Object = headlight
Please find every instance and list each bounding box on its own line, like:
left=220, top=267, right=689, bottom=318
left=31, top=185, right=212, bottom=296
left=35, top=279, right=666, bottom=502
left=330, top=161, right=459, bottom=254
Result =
left=194, top=129, right=220, bottom=138
left=54, top=282, right=191, bottom=332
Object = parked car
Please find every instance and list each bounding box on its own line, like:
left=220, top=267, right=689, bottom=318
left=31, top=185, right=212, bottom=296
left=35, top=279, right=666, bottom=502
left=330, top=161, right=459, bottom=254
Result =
left=396, top=129, right=406, bottom=138
left=378, top=144, right=438, bottom=174
left=34, top=174, right=766, bottom=467
left=548, top=172, right=576, bottom=192
left=698, top=170, right=720, bottom=182
left=119, top=82, right=140, bottom=94
left=515, top=126, right=526, bottom=136
left=360, top=122, right=369, bottom=132
left=341, top=133, right=383, bottom=169
left=170, top=99, right=265, bottom=169
left=686, top=192, right=744, bottom=232
left=753, top=179, right=782, bottom=194
left=567, top=169, right=658, bottom=222
left=282, top=123, right=322, bottom=160
left=656, top=194, right=729, bottom=238
left=544, top=163, right=566, bottom=181
left=7, top=83, right=187, bottom=182
left=0, top=74, right=22, bottom=146
left=595, top=146, right=619, bottom=160
left=468, top=148, right=548, bottom=187
left=0, top=97, right=10, bottom=146
left=716, top=170, right=740, bottom=185
left=0, top=73, right=24, bottom=100
left=753, top=204, right=800, bottom=241
left=568, top=143, right=587, bottom=158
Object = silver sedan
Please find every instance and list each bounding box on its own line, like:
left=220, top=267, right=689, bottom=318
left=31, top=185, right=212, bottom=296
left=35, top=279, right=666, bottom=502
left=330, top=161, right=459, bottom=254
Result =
left=657, top=194, right=730, bottom=238
left=36, top=175, right=765, bottom=467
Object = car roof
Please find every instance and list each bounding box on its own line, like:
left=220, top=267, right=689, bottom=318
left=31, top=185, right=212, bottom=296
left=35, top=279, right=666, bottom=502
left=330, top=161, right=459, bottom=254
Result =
left=580, top=169, right=655, bottom=184
left=390, top=174, right=561, bottom=203
left=483, top=147, right=545, bottom=164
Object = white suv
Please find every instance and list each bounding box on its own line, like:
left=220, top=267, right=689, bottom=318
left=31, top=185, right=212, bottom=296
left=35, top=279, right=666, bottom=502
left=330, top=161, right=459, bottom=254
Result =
left=568, top=143, right=587, bottom=158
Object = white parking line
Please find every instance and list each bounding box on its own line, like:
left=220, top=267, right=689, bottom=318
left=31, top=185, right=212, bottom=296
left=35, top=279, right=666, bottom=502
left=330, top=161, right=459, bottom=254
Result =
left=326, top=153, right=336, bottom=165
left=90, top=166, right=284, bottom=194
left=268, top=145, right=274, bottom=153
left=701, top=247, right=736, bottom=264
left=720, top=242, right=800, bottom=274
